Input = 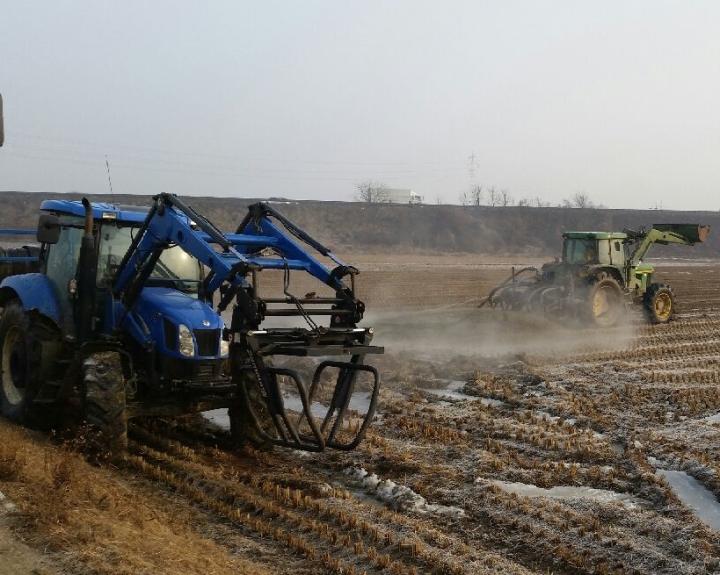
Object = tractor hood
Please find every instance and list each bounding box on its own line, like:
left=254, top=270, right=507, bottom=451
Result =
left=129, top=287, right=225, bottom=359
left=137, top=287, right=221, bottom=330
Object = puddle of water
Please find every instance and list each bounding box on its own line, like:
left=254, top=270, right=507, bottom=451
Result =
left=203, top=391, right=374, bottom=430
left=657, top=470, right=720, bottom=531
left=487, top=480, right=641, bottom=508
left=283, top=391, right=373, bottom=417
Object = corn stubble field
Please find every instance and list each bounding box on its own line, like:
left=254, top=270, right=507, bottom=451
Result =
left=2, top=258, right=720, bottom=574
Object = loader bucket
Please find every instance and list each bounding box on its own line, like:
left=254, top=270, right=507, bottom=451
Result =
left=654, top=224, right=710, bottom=244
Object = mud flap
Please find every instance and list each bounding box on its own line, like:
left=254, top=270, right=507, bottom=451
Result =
left=239, top=358, right=379, bottom=452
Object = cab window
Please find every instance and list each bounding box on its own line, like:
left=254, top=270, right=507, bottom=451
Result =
left=96, top=223, right=203, bottom=294
left=45, top=217, right=84, bottom=300
left=563, top=238, right=597, bottom=264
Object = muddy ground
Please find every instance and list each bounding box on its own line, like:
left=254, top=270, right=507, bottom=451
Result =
left=1, top=257, right=720, bottom=574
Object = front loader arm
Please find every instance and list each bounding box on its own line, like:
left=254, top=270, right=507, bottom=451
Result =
left=628, top=224, right=710, bottom=266
left=112, top=194, right=357, bottom=311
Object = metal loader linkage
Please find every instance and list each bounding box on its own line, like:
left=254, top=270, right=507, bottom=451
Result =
left=111, top=194, right=384, bottom=452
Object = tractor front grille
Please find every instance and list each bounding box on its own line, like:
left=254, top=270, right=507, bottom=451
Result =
left=194, top=329, right=220, bottom=356
left=159, top=357, right=228, bottom=386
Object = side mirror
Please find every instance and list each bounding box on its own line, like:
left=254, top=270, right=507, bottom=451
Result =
left=0, top=93, right=4, bottom=147
left=37, top=214, right=61, bottom=244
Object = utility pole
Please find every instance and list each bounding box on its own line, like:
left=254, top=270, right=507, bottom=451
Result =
left=105, top=155, right=114, bottom=196
left=467, top=151, right=477, bottom=180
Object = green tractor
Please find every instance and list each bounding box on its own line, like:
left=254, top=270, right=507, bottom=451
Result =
left=483, top=224, right=710, bottom=327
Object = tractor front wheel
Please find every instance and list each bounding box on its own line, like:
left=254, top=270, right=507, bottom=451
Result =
left=82, top=351, right=128, bottom=454
left=644, top=283, right=675, bottom=324
left=229, top=364, right=275, bottom=451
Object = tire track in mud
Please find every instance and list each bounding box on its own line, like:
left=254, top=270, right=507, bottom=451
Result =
left=301, top=401, right=720, bottom=575
left=342, top=279, right=720, bottom=574
left=124, top=424, right=537, bottom=575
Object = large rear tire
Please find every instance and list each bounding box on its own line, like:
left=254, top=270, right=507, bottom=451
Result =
left=584, top=275, right=624, bottom=327
left=82, top=351, right=128, bottom=454
left=644, top=283, right=675, bottom=324
left=0, top=300, right=58, bottom=428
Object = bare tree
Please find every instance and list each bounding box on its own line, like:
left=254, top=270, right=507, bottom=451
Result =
left=459, top=190, right=470, bottom=206
left=488, top=187, right=499, bottom=207
left=517, top=197, right=530, bottom=207
left=470, top=184, right=483, bottom=206
left=356, top=181, right=389, bottom=203
left=499, top=189, right=513, bottom=206
left=571, top=192, right=593, bottom=208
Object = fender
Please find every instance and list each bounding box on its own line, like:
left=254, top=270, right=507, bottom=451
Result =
left=0, top=273, right=62, bottom=326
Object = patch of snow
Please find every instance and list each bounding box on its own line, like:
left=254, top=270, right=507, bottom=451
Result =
left=344, top=467, right=464, bottom=517
left=535, top=411, right=560, bottom=424
left=203, top=408, right=230, bottom=429
left=0, top=491, right=16, bottom=512
left=486, top=480, right=642, bottom=508
left=704, top=412, right=720, bottom=424
left=425, top=380, right=505, bottom=407
left=657, top=470, right=720, bottom=531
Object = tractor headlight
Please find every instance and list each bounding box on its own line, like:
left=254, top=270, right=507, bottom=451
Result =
left=178, top=324, right=195, bottom=357
left=220, top=338, right=230, bottom=357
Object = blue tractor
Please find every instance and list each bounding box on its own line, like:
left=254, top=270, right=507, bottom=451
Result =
left=0, top=193, right=382, bottom=452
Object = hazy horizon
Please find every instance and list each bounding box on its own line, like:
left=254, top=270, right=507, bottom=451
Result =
left=2, top=1, right=719, bottom=210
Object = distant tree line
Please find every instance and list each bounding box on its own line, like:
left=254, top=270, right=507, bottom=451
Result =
left=459, top=186, right=603, bottom=209
left=357, top=180, right=603, bottom=208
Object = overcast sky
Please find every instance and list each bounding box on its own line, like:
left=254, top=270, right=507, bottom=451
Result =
left=1, top=1, right=719, bottom=209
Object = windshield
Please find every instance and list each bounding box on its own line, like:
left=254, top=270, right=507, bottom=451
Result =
left=97, top=224, right=202, bottom=293
left=563, top=238, right=597, bottom=264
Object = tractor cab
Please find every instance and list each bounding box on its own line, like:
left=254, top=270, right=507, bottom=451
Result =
left=36, top=200, right=228, bottom=392
left=562, top=232, right=629, bottom=268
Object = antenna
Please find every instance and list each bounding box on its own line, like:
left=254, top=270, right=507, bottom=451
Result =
left=105, top=155, right=114, bottom=196
left=0, top=93, right=4, bottom=147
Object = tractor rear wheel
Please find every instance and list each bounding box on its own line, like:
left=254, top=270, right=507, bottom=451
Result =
left=82, top=351, right=128, bottom=454
left=644, top=283, right=675, bottom=324
left=229, top=363, right=275, bottom=451
left=585, top=275, right=624, bottom=327
left=0, top=300, right=58, bottom=427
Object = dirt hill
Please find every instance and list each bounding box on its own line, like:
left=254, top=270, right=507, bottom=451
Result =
left=1, top=191, right=718, bottom=258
